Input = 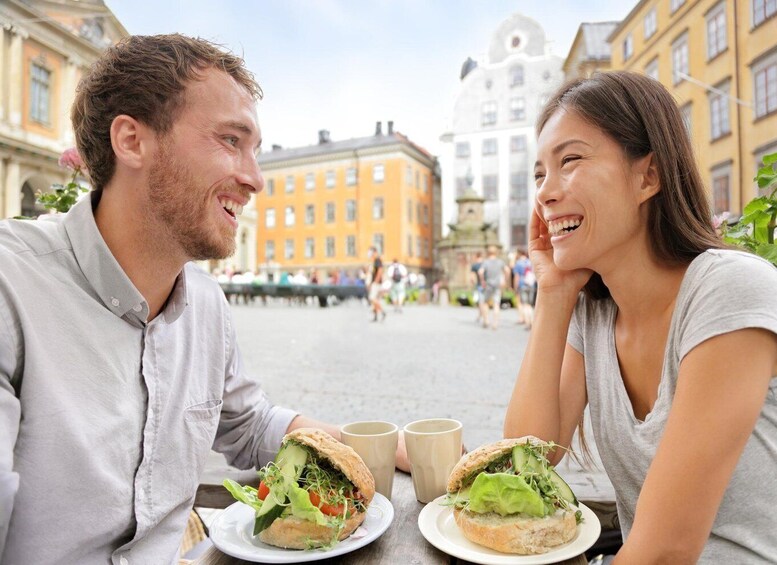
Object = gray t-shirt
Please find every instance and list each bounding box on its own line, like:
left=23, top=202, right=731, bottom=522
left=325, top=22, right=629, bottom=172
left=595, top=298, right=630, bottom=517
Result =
left=569, top=249, right=777, bottom=563
left=481, top=257, right=505, bottom=289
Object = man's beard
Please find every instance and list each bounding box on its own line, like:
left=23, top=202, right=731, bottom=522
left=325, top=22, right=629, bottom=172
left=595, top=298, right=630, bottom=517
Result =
left=146, top=142, right=237, bottom=261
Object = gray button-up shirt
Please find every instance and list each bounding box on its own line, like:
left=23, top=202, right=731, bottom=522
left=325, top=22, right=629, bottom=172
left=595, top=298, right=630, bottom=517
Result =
left=0, top=194, right=298, bottom=564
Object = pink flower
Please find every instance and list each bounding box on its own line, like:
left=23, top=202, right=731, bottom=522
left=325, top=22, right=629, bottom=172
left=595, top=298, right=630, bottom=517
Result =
left=58, top=148, right=84, bottom=171
left=712, top=212, right=731, bottom=230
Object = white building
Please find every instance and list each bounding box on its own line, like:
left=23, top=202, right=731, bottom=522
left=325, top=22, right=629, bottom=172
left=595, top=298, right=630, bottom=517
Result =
left=439, top=13, right=564, bottom=251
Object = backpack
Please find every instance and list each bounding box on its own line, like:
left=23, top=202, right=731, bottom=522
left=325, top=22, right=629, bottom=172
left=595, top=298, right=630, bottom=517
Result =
left=392, top=265, right=403, bottom=282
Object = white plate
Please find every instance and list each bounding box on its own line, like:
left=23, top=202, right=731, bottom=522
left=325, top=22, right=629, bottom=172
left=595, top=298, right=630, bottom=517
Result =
left=418, top=497, right=601, bottom=565
left=210, top=493, right=394, bottom=563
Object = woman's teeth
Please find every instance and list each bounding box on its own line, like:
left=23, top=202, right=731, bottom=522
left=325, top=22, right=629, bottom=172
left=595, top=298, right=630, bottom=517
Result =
left=548, top=217, right=582, bottom=236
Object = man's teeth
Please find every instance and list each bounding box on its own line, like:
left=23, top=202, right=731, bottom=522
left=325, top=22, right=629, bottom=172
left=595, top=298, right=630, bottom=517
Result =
left=548, top=218, right=582, bottom=236
left=218, top=198, right=243, bottom=217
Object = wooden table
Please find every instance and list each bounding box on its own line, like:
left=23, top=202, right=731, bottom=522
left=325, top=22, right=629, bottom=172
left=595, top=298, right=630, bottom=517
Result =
left=193, top=471, right=589, bottom=565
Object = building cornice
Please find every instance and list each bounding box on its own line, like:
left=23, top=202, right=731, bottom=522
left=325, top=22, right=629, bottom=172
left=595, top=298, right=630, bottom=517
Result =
left=259, top=141, right=435, bottom=171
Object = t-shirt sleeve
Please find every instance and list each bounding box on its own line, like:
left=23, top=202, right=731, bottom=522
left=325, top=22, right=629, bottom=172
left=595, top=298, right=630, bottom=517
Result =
left=567, top=293, right=586, bottom=354
left=677, top=251, right=777, bottom=362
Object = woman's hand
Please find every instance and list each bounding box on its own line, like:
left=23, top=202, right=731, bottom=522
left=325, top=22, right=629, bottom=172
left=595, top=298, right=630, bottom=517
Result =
left=529, top=206, right=592, bottom=296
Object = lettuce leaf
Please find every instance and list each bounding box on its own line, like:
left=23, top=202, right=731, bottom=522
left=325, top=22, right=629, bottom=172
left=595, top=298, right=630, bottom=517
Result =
left=223, top=479, right=263, bottom=512
left=287, top=483, right=328, bottom=525
left=466, top=472, right=548, bottom=517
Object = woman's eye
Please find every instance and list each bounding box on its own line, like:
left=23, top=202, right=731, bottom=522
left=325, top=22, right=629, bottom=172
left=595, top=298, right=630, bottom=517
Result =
left=534, top=173, right=545, bottom=183
left=561, top=155, right=580, bottom=166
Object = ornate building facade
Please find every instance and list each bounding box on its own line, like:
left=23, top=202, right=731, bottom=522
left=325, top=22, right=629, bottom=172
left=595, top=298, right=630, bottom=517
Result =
left=0, top=0, right=126, bottom=219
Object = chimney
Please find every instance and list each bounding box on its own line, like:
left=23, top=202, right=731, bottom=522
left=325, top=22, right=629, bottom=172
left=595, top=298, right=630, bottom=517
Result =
left=271, top=144, right=282, bottom=151
left=375, top=121, right=382, bottom=136
left=318, top=129, right=330, bottom=144
left=387, top=120, right=394, bottom=134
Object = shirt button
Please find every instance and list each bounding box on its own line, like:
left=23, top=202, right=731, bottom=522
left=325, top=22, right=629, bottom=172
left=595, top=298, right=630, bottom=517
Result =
left=119, top=557, right=129, bottom=565
left=133, top=305, right=142, bottom=312
left=111, top=297, right=120, bottom=307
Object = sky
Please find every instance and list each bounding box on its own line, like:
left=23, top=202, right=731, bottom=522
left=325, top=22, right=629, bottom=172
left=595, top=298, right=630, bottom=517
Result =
left=106, top=1, right=632, bottom=157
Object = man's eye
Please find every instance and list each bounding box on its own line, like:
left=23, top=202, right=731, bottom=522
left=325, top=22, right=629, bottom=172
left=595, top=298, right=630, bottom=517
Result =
left=224, top=136, right=239, bottom=147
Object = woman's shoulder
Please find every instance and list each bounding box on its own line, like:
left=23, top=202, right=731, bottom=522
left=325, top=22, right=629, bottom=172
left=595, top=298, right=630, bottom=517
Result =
left=688, top=249, right=777, bottom=289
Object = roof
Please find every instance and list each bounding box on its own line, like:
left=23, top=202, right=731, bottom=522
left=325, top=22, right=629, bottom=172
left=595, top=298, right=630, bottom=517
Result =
left=258, top=131, right=434, bottom=166
left=581, top=22, right=619, bottom=60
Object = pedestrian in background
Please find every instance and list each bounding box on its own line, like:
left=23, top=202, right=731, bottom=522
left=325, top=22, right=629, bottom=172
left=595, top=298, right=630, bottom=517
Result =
left=387, top=258, right=408, bottom=313
left=513, top=249, right=535, bottom=328
left=470, top=251, right=484, bottom=323
left=478, top=245, right=510, bottom=330
left=367, top=246, right=386, bottom=322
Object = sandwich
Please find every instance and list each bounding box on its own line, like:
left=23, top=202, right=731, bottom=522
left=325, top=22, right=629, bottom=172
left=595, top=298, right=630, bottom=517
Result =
left=445, top=436, right=581, bottom=555
left=224, top=428, right=375, bottom=549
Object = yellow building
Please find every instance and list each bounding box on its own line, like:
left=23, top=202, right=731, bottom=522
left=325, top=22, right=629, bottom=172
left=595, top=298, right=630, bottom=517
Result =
left=563, top=22, right=619, bottom=80
left=608, top=0, right=777, bottom=214
left=255, top=123, right=440, bottom=280
left=0, top=0, right=126, bottom=219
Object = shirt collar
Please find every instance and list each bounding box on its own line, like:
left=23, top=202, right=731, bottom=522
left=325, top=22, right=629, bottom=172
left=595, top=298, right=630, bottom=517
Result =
left=63, top=192, right=188, bottom=326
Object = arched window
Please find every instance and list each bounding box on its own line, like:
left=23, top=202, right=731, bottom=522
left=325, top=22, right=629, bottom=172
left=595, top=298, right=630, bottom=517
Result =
left=510, top=65, right=524, bottom=87
left=21, top=182, right=45, bottom=218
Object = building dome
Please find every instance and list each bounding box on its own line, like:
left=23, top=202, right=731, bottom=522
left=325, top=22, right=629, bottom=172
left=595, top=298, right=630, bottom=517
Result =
left=487, top=13, right=546, bottom=63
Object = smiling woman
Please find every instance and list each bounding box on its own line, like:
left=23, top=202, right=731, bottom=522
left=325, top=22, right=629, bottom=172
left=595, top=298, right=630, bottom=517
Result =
left=505, top=71, right=777, bottom=564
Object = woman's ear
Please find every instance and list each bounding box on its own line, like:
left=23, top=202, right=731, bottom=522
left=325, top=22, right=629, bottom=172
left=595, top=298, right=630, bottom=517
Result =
left=110, top=115, right=153, bottom=171
left=635, top=152, right=660, bottom=204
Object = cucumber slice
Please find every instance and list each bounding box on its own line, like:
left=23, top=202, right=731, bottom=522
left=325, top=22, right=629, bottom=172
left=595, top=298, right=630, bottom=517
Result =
left=253, top=502, right=284, bottom=535
left=511, top=445, right=578, bottom=506
left=253, top=442, right=310, bottom=534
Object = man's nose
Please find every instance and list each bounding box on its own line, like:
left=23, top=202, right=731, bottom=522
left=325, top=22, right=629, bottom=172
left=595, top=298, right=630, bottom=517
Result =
left=237, top=154, right=264, bottom=194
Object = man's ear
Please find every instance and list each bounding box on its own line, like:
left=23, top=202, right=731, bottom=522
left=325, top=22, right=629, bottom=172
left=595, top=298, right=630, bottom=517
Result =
left=110, top=115, right=153, bottom=170
left=635, top=152, right=660, bottom=204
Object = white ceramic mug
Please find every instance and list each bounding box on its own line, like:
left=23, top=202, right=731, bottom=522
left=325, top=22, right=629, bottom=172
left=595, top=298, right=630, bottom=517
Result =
left=341, top=421, right=399, bottom=500
left=403, top=418, right=463, bottom=503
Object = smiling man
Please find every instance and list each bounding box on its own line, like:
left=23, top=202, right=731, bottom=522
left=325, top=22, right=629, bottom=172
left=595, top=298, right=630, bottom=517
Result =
left=0, top=34, right=374, bottom=564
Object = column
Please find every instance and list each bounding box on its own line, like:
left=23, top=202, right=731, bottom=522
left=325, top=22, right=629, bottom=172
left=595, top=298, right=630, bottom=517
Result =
left=4, top=159, right=21, bottom=218
left=62, top=56, right=83, bottom=144
left=0, top=25, right=7, bottom=122
left=0, top=158, right=6, bottom=218
left=8, top=26, right=27, bottom=127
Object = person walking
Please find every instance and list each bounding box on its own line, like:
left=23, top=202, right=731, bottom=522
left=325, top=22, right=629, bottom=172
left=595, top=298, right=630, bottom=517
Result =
left=387, top=258, right=408, bottom=312
left=478, top=246, right=510, bottom=330
left=367, top=246, right=386, bottom=322
left=470, top=251, right=484, bottom=323
left=513, top=249, right=535, bottom=328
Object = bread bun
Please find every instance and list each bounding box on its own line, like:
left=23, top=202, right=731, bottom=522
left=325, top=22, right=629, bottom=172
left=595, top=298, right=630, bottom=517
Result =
left=453, top=507, right=576, bottom=554
left=259, top=508, right=367, bottom=549
left=447, top=435, right=542, bottom=493
left=259, top=428, right=375, bottom=549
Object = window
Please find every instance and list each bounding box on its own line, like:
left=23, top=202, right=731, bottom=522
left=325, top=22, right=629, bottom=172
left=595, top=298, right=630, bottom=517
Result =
left=304, top=238, right=315, bottom=259
left=284, top=239, right=294, bottom=259
left=325, top=170, right=335, bottom=188
left=304, top=204, right=315, bottom=225
left=285, top=175, right=295, bottom=193
left=265, top=208, right=276, bottom=228
left=305, top=172, right=315, bottom=191
left=325, top=237, right=335, bottom=257
left=510, top=173, right=528, bottom=201
left=710, top=163, right=732, bottom=214
left=753, top=0, right=777, bottom=27
left=373, top=164, right=385, bottom=183
left=346, top=167, right=357, bottom=185
left=345, top=199, right=356, bottom=221
left=373, top=234, right=383, bottom=254
left=706, top=3, right=727, bottom=60
left=405, top=165, right=413, bottom=185
left=671, top=0, right=686, bottom=13
left=423, top=204, right=429, bottom=225
left=754, top=54, right=777, bottom=118
left=510, top=135, right=527, bottom=153
left=30, top=62, right=51, bottom=124
left=509, top=97, right=526, bottom=121
left=680, top=102, right=693, bottom=138
left=407, top=199, right=413, bottom=223
left=455, top=142, right=470, bottom=158
left=407, top=235, right=413, bottom=257
left=709, top=82, right=731, bottom=140
left=623, top=34, right=633, bottom=61
left=423, top=175, right=429, bottom=193
left=481, top=101, right=497, bottom=126
left=325, top=202, right=335, bottom=223
left=672, top=33, right=689, bottom=84
left=645, top=58, right=659, bottom=81
left=416, top=202, right=422, bottom=224
left=265, top=240, right=275, bottom=261
left=346, top=235, right=356, bottom=257
left=266, top=178, right=275, bottom=196
left=416, top=237, right=422, bottom=259
left=510, top=65, right=524, bottom=86
left=483, top=175, right=498, bottom=201
left=423, top=238, right=429, bottom=259
left=482, top=138, right=498, bottom=156
left=511, top=224, right=528, bottom=248
left=373, top=197, right=384, bottom=219
left=644, top=8, right=657, bottom=39
left=285, top=206, right=295, bottom=226
left=415, top=170, right=420, bottom=189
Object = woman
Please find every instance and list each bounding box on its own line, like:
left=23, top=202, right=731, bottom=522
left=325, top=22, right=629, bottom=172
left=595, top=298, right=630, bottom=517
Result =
left=504, top=71, right=777, bottom=563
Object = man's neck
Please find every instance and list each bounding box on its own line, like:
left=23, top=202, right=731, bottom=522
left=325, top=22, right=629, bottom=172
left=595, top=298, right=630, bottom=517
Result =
left=93, top=188, right=185, bottom=320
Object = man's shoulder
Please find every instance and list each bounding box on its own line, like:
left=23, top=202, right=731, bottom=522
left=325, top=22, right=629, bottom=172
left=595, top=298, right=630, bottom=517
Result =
left=184, top=263, right=227, bottom=296
left=0, top=215, right=69, bottom=262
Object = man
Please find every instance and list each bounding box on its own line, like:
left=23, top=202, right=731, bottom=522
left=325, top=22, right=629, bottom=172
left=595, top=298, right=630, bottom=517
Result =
left=470, top=251, right=484, bottom=322
left=0, top=35, right=405, bottom=564
left=478, top=245, right=510, bottom=330
left=367, top=246, right=386, bottom=322
left=387, top=258, right=408, bottom=312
